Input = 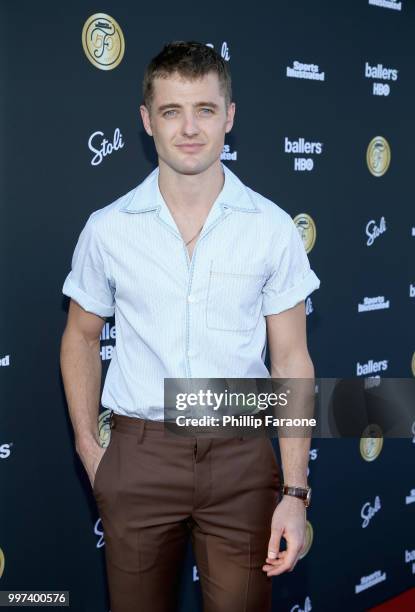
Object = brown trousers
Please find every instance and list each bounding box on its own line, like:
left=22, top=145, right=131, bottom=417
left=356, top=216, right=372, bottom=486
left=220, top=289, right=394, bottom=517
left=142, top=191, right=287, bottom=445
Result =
left=93, top=412, right=282, bottom=612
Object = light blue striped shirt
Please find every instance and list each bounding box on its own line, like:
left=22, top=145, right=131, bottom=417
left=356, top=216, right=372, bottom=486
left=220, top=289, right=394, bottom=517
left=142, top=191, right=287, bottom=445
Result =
left=62, top=163, right=320, bottom=420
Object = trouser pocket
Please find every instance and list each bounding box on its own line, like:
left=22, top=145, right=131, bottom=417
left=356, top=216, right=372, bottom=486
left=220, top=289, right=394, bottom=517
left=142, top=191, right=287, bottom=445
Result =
left=93, top=432, right=116, bottom=495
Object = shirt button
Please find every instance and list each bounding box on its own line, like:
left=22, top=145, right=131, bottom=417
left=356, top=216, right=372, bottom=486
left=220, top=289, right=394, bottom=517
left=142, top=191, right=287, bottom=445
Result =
left=187, top=350, right=196, bottom=358
left=187, top=295, right=196, bottom=303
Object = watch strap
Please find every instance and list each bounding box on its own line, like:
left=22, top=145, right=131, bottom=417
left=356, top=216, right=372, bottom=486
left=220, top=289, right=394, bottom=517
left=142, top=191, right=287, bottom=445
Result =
left=282, top=484, right=311, bottom=507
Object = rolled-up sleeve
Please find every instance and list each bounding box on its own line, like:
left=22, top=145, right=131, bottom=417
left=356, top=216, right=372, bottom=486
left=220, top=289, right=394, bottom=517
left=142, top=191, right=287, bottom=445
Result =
left=62, top=213, right=115, bottom=317
left=262, top=215, right=320, bottom=316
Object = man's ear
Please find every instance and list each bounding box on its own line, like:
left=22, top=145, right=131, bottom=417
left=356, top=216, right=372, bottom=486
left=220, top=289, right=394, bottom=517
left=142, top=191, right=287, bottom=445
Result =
left=140, top=104, right=153, bottom=137
left=225, top=101, right=236, bottom=134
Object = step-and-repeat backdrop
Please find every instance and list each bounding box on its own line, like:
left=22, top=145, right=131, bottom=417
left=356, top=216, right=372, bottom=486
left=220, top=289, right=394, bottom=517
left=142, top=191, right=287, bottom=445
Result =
left=1, top=1, right=414, bottom=610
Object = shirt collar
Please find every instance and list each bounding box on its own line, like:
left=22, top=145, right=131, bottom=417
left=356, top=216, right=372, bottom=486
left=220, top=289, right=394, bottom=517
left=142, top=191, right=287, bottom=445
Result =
left=119, top=162, right=260, bottom=214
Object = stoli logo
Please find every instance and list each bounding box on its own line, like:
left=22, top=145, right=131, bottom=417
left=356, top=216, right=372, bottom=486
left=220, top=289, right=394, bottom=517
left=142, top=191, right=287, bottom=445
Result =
left=366, top=216, right=387, bottom=246
left=88, top=128, right=124, bottom=166
left=361, top=495, right=381, bottom=528
left=291, top=596, right=312, bottom=612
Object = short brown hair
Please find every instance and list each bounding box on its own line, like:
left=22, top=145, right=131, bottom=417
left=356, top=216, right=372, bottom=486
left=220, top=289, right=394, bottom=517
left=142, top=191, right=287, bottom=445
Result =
left=142, top=41, right=232, bottom=111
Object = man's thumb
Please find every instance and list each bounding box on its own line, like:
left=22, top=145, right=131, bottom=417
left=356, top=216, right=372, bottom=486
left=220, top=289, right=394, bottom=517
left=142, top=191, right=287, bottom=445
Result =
left=268, top=528, right=282, bottom=559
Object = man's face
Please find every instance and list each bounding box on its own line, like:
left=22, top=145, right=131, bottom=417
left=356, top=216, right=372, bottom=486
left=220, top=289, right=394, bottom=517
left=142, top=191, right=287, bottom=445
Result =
left=140, top=71, right=235, bottom=175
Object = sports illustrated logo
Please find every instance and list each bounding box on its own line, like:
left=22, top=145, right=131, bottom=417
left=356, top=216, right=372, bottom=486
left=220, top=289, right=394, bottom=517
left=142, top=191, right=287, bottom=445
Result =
left=410, top=284, right=415, bottom=298
left=299, top=521, right=313, bottom=559
left=285, top=137, right=323, bottom=172
left=368, top=0, right=402, bottom=10
left=357, top=359, right=388, bottom=376
left=94, top=518, right=105, bottom=548
left=305, top=296, right=314, bottom=316
left=412, top=227, right=415, bottom=237
left=405, top=550, right=415, bottom=574
left=366, top=216, right=387, bottom=246
left=360, top=424, right=384, bottom=461
left=286, top=60, right=325, bottom=82
left=0, top=354, right=10, bottom=366
left=361, top=495, right=381, bottom=528
left=293, top=214, right=317, bottom=254
left=220, top=144, right=237, bottom=161
left=358, top=296, right=390, bottom=312
left=100, top=322, right=116, bottom=361
left=405, top=489, right=415, bottom=505
left=0, top=443, right=12, bottom=459
left=205, top=41, right=230, bottom=61
left=290, top=596, right=312, bottom=612
left=88, top=128, right=124, bottom=166
left=0, top=548, right=4, bottom=578
left=355, top=569, right=387, bottom=594
left=82, top=13, right=125, bottom=70
left=366, top=137, right=391, bottom=176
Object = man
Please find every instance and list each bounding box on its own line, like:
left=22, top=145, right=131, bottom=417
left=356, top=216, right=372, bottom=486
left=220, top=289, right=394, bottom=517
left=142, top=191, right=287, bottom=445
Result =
left=60, top=41, right=320, bottom=612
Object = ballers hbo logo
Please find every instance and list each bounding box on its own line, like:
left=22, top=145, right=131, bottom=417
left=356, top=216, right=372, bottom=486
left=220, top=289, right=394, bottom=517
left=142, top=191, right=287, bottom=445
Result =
left=82, top=13, right=125, bottom=70
left=293, top=213, right=317, bottom=254
left=366, top=136, right=391, bottom=177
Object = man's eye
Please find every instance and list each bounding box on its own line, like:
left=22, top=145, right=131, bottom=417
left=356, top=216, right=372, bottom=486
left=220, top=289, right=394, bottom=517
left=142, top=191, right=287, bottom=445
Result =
left=200, top=108, right=213, bottom=115
left=163, top=110, right=177, bottom=117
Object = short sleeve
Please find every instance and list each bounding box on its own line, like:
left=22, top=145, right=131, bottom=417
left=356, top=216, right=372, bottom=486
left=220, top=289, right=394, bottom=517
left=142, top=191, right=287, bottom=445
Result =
left=262, top=216, right=320, bottom=316
left=62, top=213, right=115, bottom=317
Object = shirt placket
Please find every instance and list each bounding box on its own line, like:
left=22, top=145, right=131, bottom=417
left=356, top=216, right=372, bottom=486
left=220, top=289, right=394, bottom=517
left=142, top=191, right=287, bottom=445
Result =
left=155, top=196, right=232, bottom=378
left=183, top=204, right=232, bottom=378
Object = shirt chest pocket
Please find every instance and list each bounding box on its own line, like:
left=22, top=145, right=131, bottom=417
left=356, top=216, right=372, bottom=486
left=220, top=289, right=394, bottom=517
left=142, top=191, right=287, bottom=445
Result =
left=206, top=266, right=266, bottom=332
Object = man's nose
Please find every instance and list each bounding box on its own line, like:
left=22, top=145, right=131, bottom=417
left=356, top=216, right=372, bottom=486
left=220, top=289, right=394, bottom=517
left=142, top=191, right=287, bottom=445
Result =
left=181, top=113, right=200, bottom=137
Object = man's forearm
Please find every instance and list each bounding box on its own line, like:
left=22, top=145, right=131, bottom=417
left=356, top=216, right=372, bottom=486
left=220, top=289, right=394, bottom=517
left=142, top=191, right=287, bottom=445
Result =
left=271, top=352, right=315, bottom=487
left=278, top=437, right=310, bottom=488
left=60, top=329, right=102, bottom=453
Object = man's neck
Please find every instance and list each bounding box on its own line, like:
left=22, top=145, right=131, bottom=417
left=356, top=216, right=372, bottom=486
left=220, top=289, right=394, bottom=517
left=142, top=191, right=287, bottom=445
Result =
left=157, top=158, right=225, bottom=215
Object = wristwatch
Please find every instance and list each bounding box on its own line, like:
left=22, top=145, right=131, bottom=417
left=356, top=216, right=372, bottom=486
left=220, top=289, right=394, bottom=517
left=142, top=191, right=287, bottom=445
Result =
left=282, top=484, right=312, bottom=508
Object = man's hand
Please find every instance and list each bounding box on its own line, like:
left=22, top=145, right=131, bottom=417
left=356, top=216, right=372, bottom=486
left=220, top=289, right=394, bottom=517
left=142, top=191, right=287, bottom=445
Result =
left=77, top=437, right=107, bottom=489
left=262, top=495, right=306, bottom=576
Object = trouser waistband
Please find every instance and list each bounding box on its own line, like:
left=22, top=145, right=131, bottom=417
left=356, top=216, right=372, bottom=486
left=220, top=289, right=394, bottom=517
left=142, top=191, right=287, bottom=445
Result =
left=108, top=410, right=269, bottom=443
left=110, top=410, right=167, bottom=430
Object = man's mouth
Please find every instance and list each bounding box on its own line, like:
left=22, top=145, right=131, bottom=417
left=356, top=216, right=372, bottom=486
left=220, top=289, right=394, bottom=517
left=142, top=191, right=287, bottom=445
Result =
left=176, top=143, right=205, bottom=151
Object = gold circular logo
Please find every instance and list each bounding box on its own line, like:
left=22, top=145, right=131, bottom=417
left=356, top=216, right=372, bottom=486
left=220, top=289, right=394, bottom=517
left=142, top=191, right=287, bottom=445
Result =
left=360, top=423, right=383, bottom=461
left=299, top=520, right=313, bottom=559
left=98, top=409, right=112, bottom=447
left=82, top=14, right=125, bottom=70
left=0, top=547, right=5, bottom=578
left=293, top=214, right=317, bottom=253
left=366, top=136, right=391, bottom=177
left=411, top=352, right=415, bottom=376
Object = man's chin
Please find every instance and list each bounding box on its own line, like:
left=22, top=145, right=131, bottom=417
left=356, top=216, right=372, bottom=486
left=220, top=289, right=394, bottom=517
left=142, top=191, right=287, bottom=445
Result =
left=169, top=157, right=216, bottom=176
